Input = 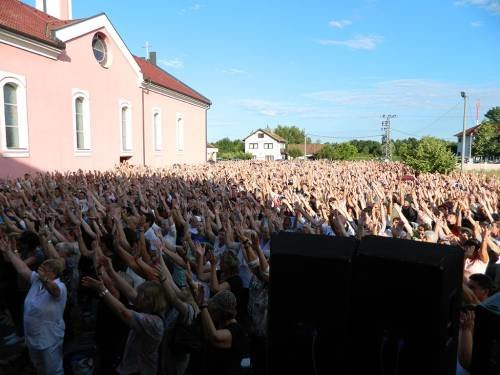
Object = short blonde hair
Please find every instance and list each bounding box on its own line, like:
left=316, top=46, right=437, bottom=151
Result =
left=136, top=281, right=167, bottom=315
left=41, top=259, right=65, bottom=277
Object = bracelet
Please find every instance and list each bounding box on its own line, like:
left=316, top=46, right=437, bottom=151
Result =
left=99, top=289, right=109, bottom=298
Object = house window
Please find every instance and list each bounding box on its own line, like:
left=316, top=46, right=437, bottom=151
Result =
left=72, top=90, right=91, bottom=152
left=153, top=110, right=162, bottom=151
left=249, top=143, right=258, bottom=149
left=120, top=103, right=132, bottom=152
left=1, top=72, right=29, bottom=155
left=176, top=114, right=184, bottom=151
left=264, top=143, right=273, bottom=149
left=265, top=155, right=274, bottom=161
left=258, top=133, right=264, bottom=138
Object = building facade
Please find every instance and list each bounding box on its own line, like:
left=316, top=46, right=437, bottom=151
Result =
left=244, top=129, right=287, bottom=161
left=0, top=0, right=210, bottom=177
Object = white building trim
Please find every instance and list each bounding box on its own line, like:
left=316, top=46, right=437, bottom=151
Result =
left=145, top=83, right=210, bottom=110
left=55, top=14, right=143, bottom=85
left=176, top=113, right=184, bottom=152
left=119, top=100, right=133, bottom=155
left=72, top=89, right=91, bottom=156
left=0, top=29, right=62, bottom=60
left=0, top=71, right=29, bottom=158
left=152, top=107, right=162, bottom=153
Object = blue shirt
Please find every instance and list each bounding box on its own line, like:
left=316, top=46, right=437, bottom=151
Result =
left=24, top=272, right=67, bottom=350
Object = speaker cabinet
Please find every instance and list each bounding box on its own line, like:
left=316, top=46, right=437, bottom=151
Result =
left=471, top=293, right=500, bottom=375
left=269, top=233, right=357, bottom=374
left=350, top=235, right=463, bottom=375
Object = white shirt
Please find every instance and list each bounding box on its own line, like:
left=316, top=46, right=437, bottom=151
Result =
left=464, top=258, right=488, bottom=280
left=24, top=272, right=67, bottom=350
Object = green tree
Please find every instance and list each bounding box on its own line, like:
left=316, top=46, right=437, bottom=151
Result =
left=472, top=122, right=500, bottom=158
left=317, top=143, right=358, bottom=160
left=214, top=138, right=244, bottom=154
left=274, top=125, right=311, bottom=144
left=484, top=106, right=500, bottom=123
left=401, top=136, right=457, bottom=173
left=288, top=147, right=304, bottom=158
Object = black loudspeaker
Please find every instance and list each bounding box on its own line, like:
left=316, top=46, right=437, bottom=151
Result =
left=269, top=232, right=357, bottom=375
left=471, top=293, right=500, bottom=375
left=350, top=235, right=463, bottom=375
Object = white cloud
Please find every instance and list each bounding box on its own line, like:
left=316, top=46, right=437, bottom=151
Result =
left=221, top=68, right=246, bottom=75
left=236, top=99, right=315, bottom=117
left=470, top=20, right=483, bottom=26
left=329, top=19, right=352, bottom=29
left=454, top=0, right=500, bottom=15
left=179, top=3, right=203, bottom=14
left=318, top=35, right=383, bottom=50
left=304, top=79, right=500, bottom=109
left=159, top=58, right=184, bottom=69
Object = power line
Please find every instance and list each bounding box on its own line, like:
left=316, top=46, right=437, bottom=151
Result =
left=307, top=133, right=382, bottom=140
left=412, top=102, right=461, bottom=135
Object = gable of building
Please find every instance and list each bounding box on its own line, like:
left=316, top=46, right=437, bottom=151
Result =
left=243, top=128, right=287, bottom=143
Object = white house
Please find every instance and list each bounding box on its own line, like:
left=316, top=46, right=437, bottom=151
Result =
left=207, top=143, right=218, bottom=162
left=454, top=125, right=479, bottom=162
left=243, top=129, right=287, bottom=160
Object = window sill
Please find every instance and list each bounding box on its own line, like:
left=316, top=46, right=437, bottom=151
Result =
left=1, top=150, right=30, bottom=158
left=153, top=151, right=163, bottom=155
left=74, top=150, right=92, bottom=157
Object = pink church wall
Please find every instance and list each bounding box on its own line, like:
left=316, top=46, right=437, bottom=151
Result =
left=0, top=27, right=208, bottom=177
left=143, top=90, right=207, bottom=167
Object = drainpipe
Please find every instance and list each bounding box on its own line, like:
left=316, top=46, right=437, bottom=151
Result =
left=141, top=83, right=147, bottom=167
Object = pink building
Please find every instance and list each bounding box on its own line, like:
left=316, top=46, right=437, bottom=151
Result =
left=0, top=0, right=211, bottom=177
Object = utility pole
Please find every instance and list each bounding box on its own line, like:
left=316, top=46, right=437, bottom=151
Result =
left=461, top=92, right=467, bottom=173
left=304, top=130, right=307, bottom=160
left=381, top=114, right=396, bottom=161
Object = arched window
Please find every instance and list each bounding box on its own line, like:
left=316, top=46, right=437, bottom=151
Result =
left=3, top=83, right=19, bottom=148
left=153, top=110, right=162, bottom=151
left=176, top=114, right=184, bottom=151
left=1, top=73, right=29, bottom=156
left=72, top=90, right=91, bottom=153
left=120, top=102, right=132, bottom=152
left=75, top=97, right=84, bottom=149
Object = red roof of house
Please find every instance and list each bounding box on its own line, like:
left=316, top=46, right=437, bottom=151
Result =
left=134, top=56, right=211, bottom=106
left=454, top=124, right=481, bottom=137
left=0, top=0, right=81, bottom=48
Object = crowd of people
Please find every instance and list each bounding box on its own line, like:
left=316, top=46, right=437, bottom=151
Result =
left=0, top=160, right=498, bottom=375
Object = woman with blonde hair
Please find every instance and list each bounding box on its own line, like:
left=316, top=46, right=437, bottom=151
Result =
left=82, top=274, right=166, bottom=375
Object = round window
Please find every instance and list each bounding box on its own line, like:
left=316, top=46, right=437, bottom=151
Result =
left=92, top=34, right=107, bottom=65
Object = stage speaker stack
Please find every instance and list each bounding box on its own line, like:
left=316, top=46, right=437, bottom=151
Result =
left=471, top=292, right=500, bottom=374
left=269, top=233, right=357, bottom=374
left=269, top=233, right=464, bottom=375
left=350, top=235, right=463, bottom=375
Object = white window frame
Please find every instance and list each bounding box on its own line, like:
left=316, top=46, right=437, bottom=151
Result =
left=0, top=71, right=29, bottom=157
left=72, top=89, right=91, bottom=156
left=152, top=108, right=162, bottom=153
left=176, top=113, right=184, bottom=152
left=119, top=100, right=133, bottom=155
left=264, top=143, right=273, bottom=149
left=249, top=143, right=258, bottom=149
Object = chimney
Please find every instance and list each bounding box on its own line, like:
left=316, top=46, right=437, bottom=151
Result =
left=148, top=51, right=157, bottom=66
left=35, top=0, right=73, bottom=20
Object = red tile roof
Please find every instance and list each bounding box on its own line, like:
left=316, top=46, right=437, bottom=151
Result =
left=134, top=56, right=211, bottom=106
left=0, top=0, right=81, bottom=48
left=243, top=129, right=287, bottom=143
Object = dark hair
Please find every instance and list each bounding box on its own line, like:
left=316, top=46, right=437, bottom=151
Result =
left=470, top=274, right=498, bottom=296
left=123, top=227, right=137, bottom=247
left=145, top=213, right=155, bottom=226
left=19, top=231, right=40, bottom=252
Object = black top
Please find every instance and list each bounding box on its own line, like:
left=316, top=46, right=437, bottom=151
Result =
left=203, top=322, right=246, bottom=375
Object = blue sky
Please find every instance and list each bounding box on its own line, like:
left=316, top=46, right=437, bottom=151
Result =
left=29, top=0, right=500, bottom=142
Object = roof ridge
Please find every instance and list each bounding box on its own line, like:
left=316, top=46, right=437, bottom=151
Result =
left=18, top=0, right=61, bottom=22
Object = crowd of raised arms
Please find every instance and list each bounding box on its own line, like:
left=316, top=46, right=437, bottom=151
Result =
left=0, top=160, right=498, bottom=375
